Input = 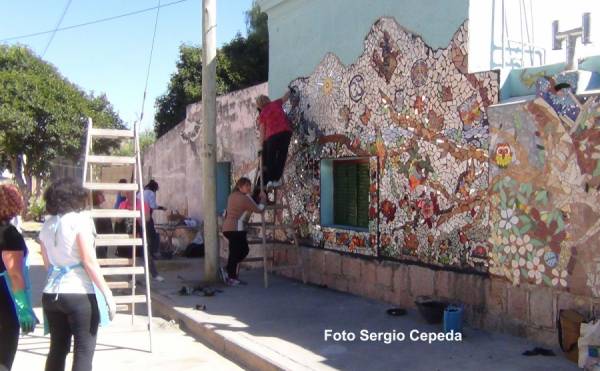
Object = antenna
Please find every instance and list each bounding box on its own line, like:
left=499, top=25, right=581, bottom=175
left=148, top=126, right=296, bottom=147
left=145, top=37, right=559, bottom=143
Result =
left=552, top=12, right=592, bottom=70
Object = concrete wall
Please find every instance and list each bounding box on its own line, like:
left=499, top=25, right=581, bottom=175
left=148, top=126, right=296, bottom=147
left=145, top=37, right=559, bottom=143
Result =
left=258, top=0, right=469, bottom=97
left=142, top=83, right=268, bottom=224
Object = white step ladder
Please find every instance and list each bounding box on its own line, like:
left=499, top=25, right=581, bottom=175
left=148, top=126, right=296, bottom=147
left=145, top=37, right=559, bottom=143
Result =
left=247, top=157, right=307, bottom=288
left=82, top=118, right=154, bottom=352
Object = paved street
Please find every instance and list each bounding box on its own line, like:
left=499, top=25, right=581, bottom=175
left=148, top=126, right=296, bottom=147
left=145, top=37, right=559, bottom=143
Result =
left=11, top=237, right=242, bottom=371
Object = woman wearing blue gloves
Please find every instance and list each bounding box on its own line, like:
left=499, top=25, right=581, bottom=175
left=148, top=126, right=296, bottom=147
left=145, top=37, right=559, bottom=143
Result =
left=0, top=184, right=37, bottom=370
left=39, top=178, right=116, bottom=371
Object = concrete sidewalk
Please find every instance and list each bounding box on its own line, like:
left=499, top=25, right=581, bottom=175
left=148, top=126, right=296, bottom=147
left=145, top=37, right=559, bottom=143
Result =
left=151, top=258, right=578, bottom=371
left=13, top=239, right=243, bottom=371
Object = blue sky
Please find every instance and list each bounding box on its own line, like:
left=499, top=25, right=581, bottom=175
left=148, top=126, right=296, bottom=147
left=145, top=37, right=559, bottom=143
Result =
left=0, top=0, right=254, bottom=131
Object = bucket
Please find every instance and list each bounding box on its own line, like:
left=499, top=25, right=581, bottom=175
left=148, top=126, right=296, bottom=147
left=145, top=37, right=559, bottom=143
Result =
left=443, top=305, right=464, bottom=333
left=415, top=296, right=448, bottom=324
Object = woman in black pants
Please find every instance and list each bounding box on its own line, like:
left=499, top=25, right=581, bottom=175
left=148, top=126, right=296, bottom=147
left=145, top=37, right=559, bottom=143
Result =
left=255, top=89, right=293, bottom=191
left=39, top=179, right=116, bottom=371
left=0, top=184, right=37, bottom=370
left=222, top=178, right=266, bottom=285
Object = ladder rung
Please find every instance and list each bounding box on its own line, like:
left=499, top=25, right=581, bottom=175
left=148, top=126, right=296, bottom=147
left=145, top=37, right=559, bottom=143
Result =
left=265, top=204, right=286, bottom=210
left=90, top=209, right=140, bottom=218
left=247, top=238, right=279, bottom=245
left=89, top=128, right=134, bottom=139
left=247, top=223, right=295, bottom=230
left=95, top=237, right=143, bottom=246
left=88, top=155, right=136, bottom=165
left=101, top=266, right=145, bottom=275
left=108, top=281, right=133, bottom=289
left=114, top=295, right=146, bottom=304
left=270, top=264, right=302, bottom=272
left=116, top=304, right=130, bottom=311
left=97, top=234, right=130, bottom=239
left=84, top=182, right=138, bottom=191
left=98, top=258, right=133, bottom=266
left=244, top=257, right=274, bottom=263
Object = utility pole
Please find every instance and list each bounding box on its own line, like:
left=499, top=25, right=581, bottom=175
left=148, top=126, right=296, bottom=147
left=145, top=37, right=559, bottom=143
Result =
left=202, top=0, right=218, bottom=282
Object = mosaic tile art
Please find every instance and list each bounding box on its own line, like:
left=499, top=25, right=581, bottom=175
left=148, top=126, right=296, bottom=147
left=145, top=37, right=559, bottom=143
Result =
left=488, top=71, right=600, bottom=294
left=281, top=17, right=499, bottom=269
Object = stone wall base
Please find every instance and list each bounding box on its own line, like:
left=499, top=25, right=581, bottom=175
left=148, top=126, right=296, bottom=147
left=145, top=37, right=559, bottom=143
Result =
left=259, top=244, right=600, bottom=348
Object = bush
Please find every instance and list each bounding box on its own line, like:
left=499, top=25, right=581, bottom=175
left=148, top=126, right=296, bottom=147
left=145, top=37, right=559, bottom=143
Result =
left=28, top=196, right=46, bottom=222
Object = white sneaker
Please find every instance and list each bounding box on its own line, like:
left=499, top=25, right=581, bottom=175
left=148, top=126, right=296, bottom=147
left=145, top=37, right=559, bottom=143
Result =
left=226, top=278, right=240, bottom=286
left=266, top=180, right=282, bottom=189
left=153, top=275, right=165, bottom=282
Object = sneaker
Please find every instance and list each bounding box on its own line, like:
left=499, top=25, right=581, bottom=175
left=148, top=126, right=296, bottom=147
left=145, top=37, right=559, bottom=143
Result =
left=153, top=275, right=165, bottom=283
left=226, top=278, right=240, bottom=286
left=270, top=180, right=282, bottom=188
left=218, top=267, right=229, bottom=283
left=265, top=181, right=274, bottom=189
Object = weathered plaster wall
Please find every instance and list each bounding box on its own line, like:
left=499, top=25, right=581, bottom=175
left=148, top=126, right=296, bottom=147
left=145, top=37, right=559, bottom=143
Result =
left=258, top=0, right=469, bottom=96
left=142, top=83, right=268, bottom=223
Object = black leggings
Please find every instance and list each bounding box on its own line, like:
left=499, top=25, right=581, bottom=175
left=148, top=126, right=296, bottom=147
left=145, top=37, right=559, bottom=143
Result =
left=262, top=131, right=292, bottom=184
left=0, top=289, right=19, bottom=371
left=42, top=293, right=99, bottom=371
left=223, top=231, right=249, bottom=279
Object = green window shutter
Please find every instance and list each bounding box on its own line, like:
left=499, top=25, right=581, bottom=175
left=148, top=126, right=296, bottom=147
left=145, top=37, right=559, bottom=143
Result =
left=334, top=162, right=357, bottom=226
left=356, top=162, right=370, bottom=228
left=333, top=160, right=369, bottom=228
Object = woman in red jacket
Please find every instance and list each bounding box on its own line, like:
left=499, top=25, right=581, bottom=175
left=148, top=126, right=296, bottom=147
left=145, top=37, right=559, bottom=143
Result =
left=256, top=89, right=292, bottom=189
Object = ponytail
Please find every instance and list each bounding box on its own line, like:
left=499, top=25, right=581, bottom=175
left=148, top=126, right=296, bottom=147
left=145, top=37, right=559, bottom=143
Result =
left=233, top=177, right=251, bottom=193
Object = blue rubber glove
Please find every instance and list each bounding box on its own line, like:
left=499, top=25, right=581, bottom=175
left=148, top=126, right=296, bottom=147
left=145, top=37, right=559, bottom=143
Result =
left=13, top=290, right=36, bottom=333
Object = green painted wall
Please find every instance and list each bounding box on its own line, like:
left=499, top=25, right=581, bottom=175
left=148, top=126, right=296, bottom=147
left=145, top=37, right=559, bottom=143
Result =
left=259, top=0, right=469, bottom=97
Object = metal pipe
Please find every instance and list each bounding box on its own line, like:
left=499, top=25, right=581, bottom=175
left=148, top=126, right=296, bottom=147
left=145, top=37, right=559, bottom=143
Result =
left=202, top=0, right=218, bottom=283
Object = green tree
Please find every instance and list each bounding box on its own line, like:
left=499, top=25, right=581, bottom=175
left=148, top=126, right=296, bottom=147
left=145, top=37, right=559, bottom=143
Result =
left=154, top=1, right=268, bottom=137
left=0, top=45, right=124, bottom=203
left=112, top=128, right=156, bottom=158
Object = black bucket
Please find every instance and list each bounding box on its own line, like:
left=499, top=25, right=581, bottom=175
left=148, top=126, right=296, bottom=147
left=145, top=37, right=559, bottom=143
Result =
left=415, top=297, right=448, bottom=324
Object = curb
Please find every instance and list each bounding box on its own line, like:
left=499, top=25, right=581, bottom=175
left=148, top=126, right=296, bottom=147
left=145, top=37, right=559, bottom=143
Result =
left=150, top=290, right=312, bottom=371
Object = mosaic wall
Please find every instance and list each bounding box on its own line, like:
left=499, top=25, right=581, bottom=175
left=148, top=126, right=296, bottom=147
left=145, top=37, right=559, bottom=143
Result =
left=488, top=71, right=600, bottom=294
left=283, top=17, right=499, bottom=269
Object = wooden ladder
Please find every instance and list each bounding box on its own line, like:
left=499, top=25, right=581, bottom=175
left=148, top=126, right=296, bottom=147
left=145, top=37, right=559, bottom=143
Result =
left=247, top=157, right=307, bottom=288
left=82, top=118, right=153, bottom=352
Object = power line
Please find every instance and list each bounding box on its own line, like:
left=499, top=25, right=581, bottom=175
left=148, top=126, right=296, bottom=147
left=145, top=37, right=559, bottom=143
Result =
left=0, top=0, right=189, bottom=43
left=42, top=0, right=73, bottom=57
left=138, top=0, right=162, bottom=123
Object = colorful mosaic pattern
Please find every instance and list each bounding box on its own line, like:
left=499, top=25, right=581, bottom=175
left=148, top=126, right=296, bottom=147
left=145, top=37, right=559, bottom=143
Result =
left=488, top=70, right=600, bottom=294
left=283, top=18, right=499, bottom=268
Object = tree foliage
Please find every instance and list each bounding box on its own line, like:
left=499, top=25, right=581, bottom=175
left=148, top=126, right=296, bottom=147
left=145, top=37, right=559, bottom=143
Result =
left=0, top=45, right=124, bottom=199
left=154, top=2, right=268, bottom=137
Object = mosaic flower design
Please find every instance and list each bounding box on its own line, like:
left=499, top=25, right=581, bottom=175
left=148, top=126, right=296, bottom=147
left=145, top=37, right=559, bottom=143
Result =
left=527, top=249, right=546, bottom=284
left=499, top=208, right=518, bottom=230
left=552, top=268, right=568, bottom=287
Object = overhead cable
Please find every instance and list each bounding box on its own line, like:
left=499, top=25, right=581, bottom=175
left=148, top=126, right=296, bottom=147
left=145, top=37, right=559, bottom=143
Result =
left=42, top=0, right=73, bottom=57
left=0, top=0, right=188, bottom=43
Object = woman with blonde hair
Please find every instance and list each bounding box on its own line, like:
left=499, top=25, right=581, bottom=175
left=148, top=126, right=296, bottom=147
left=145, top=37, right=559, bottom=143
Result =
left=39, top=178, right=116, bottom=371
left=255, top=88, right=293, bottom=191
left=0, top=184, right=37, bottom=370
left=221, top=177, right=266, bottom=285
